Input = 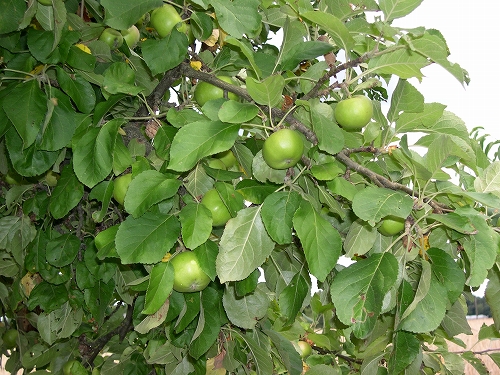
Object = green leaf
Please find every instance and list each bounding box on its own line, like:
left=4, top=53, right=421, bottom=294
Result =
left=95, top=225, right=119, bottom=260
left=278, top=272, right=309, bottom=325
left=311, top=110, right=344, bottom=155
left=425, top=134, right=475, bottom=177
left=301, top=11, right=355, bottom=53
left=223, top=284, right=270, bottom=329
left=66, top=45, right=97, bottom=72
left=190, top=12, right=213, bottom=41
left=352, top=187, right=414, bottom=226
left=235, top=180, right=277, bottom=204
left=102, top=0, right=163, bottom=29
left=218, top=101, right=259, bottom=124
left=0, top=0, right=25, bottom=34
left=103, top=62, right=143, bottom=96
left=5, top=128, right=59, bottom=177
left=179, top=203, right=213, bottom=250
left=211, top=0, right=262, bottom=38
left=395, top=103, right=446, bottom=134
left=45, top=234, right=80, bottom=267
left=388, top=331, right=420, bottom=374
left=135, top=300, right=170, bottom=335
left=262, top=328, right=303, bottom=375
left=37, top=302, right=83, bottom=345
left=115, top=212, right=180, bottom=264
left=293, top=200, right=342, bottom=282
left=331, top=253, right=398, bottom=338
left=2, top=80, right=46, bottom=148
left=387, top=79, right=424, bottom=122
left=84, top=279, right=115, bottom=326
left=193, top=240, right=218, bottom=281
left=49, top=163, right=84, bottom=219
left=27, top=282, right=69, bottom=313
left=217, top=206, right=275, bottom=283
left=124, top=170, right=181, bottom=218
left=457, top=207, right=499, bottom=287
left=441, top=298, right=472, bottom=337
left=73, top=119, right=127, bottom=188
left=303, top=364, right=342, bottom=375
left=190, top=287, right=224, bottom=359
left=412, top=32, right=467, bottom=85
left=344, top=220, right=378, bottom=258
left=235, top=269, right=260, bottom=296
left=427, top=248, right=465, bottom=304
left=261, top=191, right=301, bottom=245
left=461, top=351, right=490, bottom=375
left=474, top=161, right=500, bottom=198
left=246, top=75, right=285, bottom=108
left=280, top=40, right=335, bottom=71
left=368, top=48, right=428, bottom=79
left=142, top=29, right=188, bottom=76
left=486, top=268, right=500, bottom=331
left=39, top=89, right=81, bottom=152
left=224, top=37, right=262, bottom=79
left=399, top=261, right=448, bottom=333
left=379, top=0, right=423, bottom=22
left=426, top=213, right=476, bottom=234
left=168, top=120, right=239, bottom=172
left=143, top=262, right=174, bottom=315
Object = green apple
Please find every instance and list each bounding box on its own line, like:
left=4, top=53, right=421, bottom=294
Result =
left=150, top=4, right=184, bottom=38
left=2, top=329, right=18, bottom=349
left=262, top=128, right=304, bottom=170
left=378, top=215, right=405, bottom=236
left=113, top=174, right=132, bottom=206
left=201, top=189, right=232, bottom=226
left=193, top=76, right=239, bottom=107
left=99, top=28, right=123, bottom=49
left=121, top=25, right=140, bottom=48
left=334, top=95, right=373, bottom=131
left=170, top=251, right=211, bottom=293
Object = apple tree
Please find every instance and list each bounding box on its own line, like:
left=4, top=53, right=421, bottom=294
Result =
left=1, top=0, right=500, bottom=374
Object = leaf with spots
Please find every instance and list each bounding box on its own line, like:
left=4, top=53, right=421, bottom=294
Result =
left=331, top=253, right=398, bottom=338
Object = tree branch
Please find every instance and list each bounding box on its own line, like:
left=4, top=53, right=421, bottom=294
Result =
left=82, top=298, right=136, bottom=368
left=335, top=148, right=450, bottom=213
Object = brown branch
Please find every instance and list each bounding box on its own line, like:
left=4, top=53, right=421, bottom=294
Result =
left=82, top=298, right=136, bottom=368
left=335, top=148, right=450, bottom=213
left=451, top=348, right=500, bottom=355
left=312, top=345, right=362, bottom=365
left=301, top=52, right=374, bottom=102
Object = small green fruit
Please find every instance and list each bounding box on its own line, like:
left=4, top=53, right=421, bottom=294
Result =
left=193, top=76, right=239, bottom=107
left=113, top=174, right=132, bottom=206
left=262, top=128, right=304, bottom=170
left=201, top=189, right=232, bottom=227
left=2, top=329, right=18, bottom=349
left=334, top=95, right=373, bottom=131
left=99, top=28, right=124, bottom=49
left=121, top=25, right=140, bottom=48
left=295, top=340, right=312, bottom=358
left=378, top=215, right=405, bottom=236
left=215, top=150, right=237, bottom=169
left=170, top=251, right=211, bottom=293
left=150, top=4, right=184, bottom=38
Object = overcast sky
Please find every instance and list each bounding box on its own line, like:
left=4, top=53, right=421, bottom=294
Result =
left=393, top=0, right=500, bottom=145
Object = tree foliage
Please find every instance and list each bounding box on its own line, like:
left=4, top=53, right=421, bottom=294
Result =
left=1, top=0, right=500, bottom=374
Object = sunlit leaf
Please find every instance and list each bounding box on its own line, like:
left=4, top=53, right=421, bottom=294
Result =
left=217, top=206, right=275, bottom=283
left=331, top=253, right=398, bottom=338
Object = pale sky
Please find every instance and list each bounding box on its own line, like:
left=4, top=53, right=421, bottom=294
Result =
left=393, top=0, right=500, bottom=144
